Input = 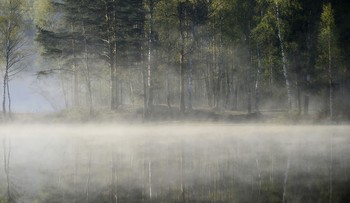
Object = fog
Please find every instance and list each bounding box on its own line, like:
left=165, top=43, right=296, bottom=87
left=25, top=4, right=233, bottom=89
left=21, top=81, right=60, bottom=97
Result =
left=0, top=124, right=349, bottom=203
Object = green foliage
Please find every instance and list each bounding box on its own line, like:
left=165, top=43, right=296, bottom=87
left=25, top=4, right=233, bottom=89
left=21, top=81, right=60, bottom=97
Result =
left=33, top=0, right=54, bottom=29
left=316, top=3, right=341, bottom=84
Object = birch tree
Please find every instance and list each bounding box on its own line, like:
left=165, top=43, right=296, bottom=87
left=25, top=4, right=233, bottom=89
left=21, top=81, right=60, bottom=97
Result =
left=253, top=0, right=300, bottom=111
left=0, top=0, right=28, bottom=118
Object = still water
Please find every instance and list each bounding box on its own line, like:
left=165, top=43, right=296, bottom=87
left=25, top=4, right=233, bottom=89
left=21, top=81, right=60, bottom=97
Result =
left=0, top=124, right=349, bottom=202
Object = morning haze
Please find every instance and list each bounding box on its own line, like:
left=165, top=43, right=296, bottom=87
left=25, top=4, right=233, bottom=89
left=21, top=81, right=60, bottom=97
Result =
left=0, top=0, right=350, bottom=202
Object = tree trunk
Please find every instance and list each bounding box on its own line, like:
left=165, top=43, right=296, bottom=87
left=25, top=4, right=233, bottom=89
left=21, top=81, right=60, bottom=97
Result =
left=178, top=2, right=187, bottom=112
left=82, top=19, right=93, bottom=115
left=111, top=63, right=116, bottom=110
left=147, top=0, right=156, bottom=114
left=58, top=63, right=69, bottom=109
left=255, top=49, right=262, bottom=113
left=234, top=80, right=239, bottom=110
left=119, top=79, right=123, bottom=106
left=73, top=65, right=79, bottom=107
left=304, top=95, right=309, bottom=115
left=275, top=1, right=292, bottom=110
left=180, top=46, right=186, bottom=112
left=187, top=22, right=195, bottom=111
left=142, top=68, right=148, bottom=116
left=110, top=152, right=116, bottom=203
left=225, top=68, right=231, bottom=109
left=6, top=79, right=11, bottom=118
left=166, top=68, right=171, bottom=109
left=205, top=59, right=213, bottom=107
left=147, top=39, right=154, bottom=113
left=188, top=46, right=193, bottom=111
left=328, top=34, right=333, bottom=119
left=297, top=81, right=301, bottom=114
left=247, top=87, right=252, bottom=114
left=72, top=24, right=79, bottom=107
left=129, top=80, right=134, bottom=106
left=2, top=71, right=8, bottom=116
left=107, top=0, right=119, bottom=111
left=148, top=160, right=152, bottom=200
left=282, top=153, right=290, bottom=203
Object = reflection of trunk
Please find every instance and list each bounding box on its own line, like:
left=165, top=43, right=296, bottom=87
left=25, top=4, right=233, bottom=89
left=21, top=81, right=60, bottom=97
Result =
left=256, top=158, right=262, bottom=203
left=270, top=155, right=274, bottom=184
left=329, top=135, right=333, bottom=203
left=180, top=149, right=185, bottom=202
left=282, top=153, right=290, bottom=203
left=275, top=1, right=292, bottom=110
left=86, top=151, right=91, bottom=203
left=110, top=152, right=117, bottom=203
left=3, top=138, right=13, bottom=203
left=73, top=151, right=78, bottom=203
left=148, top=160, right=152, bottom=200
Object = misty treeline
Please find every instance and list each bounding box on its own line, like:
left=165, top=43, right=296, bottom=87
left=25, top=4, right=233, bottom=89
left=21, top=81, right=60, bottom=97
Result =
left=1, top=0, right=350, bottom=118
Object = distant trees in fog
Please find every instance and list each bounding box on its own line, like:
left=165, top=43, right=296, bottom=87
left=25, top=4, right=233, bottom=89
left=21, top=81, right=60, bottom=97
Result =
left=26, top=0, right=350, bottom=118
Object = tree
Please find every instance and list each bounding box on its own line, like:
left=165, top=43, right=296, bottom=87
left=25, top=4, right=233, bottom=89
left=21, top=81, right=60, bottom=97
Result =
left=317, top=2, right=339, bottom=119
left=0, top=0, right=29, bottom=118
left=252, top=0, right=301, bottom=111
left=35, top=0, right=145, bottom=112
left=155, top=0, right=212, bottom=112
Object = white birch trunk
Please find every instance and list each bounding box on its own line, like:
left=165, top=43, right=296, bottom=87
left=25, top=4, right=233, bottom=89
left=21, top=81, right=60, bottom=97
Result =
left=275, top=1, right=292, bottom=109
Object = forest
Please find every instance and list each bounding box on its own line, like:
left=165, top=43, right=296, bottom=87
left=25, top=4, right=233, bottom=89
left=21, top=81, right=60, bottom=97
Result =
left=0, top=0, right=349, bottom=121
left=1, top=1, right=350, bottom=203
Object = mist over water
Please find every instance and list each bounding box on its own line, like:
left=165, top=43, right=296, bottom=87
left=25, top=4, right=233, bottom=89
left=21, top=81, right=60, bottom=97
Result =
left=0, top=124, right=349, bottom=202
